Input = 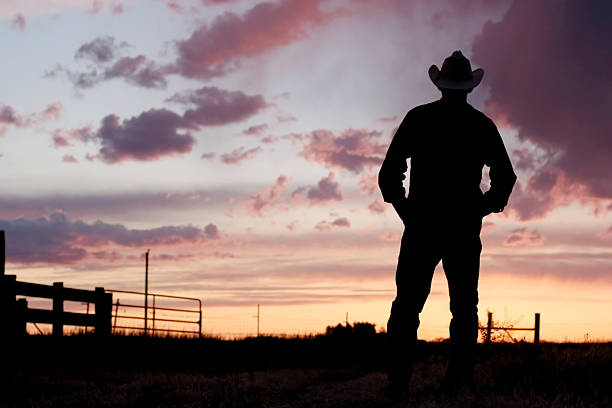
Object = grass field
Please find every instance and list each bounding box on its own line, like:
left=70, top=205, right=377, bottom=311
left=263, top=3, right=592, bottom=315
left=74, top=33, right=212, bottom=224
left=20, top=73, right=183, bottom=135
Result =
left=1, top=335, right=610, bottom=407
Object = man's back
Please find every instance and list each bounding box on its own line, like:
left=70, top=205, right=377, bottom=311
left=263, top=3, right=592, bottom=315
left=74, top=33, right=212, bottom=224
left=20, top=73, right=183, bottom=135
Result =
left=379, top=98, right=516, bottom=220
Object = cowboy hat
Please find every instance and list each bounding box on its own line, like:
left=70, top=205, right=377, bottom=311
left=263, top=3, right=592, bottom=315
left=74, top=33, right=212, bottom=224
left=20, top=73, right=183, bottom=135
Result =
left=428, top=50, right=484, bottom=90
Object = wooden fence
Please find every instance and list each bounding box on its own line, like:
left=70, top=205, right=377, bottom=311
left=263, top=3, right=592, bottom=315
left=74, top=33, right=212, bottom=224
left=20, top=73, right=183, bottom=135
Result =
left=483, top=311, right=540, bottom=343
left=1, top=274, right=112, bottom=336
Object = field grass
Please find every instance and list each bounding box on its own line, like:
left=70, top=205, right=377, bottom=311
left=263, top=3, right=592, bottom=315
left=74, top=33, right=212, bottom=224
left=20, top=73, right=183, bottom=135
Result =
left=1, top=335, right=610, bottom=407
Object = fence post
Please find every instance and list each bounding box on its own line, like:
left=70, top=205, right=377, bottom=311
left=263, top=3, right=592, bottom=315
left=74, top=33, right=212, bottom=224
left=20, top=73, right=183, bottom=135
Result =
left=95, top=287, right=112, bottom=336
left=1, top=275, right=17, bottom=336
left=53, top=282, right=64, bottom=337
left=199, top=303, right=202, bottom=338
left=113, top=299, right=120, bottom=334
left=485, top=312, right=493, bottom=344
left=0, top=230, right=5, bottom=277
left=534, top=313, right=540, bottom=344
left=16, top=298, right=27, bottom=336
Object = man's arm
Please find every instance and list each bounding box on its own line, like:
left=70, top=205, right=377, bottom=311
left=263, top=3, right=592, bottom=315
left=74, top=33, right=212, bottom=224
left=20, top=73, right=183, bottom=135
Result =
left=482, top=118, right=517, bottom=215
left=378, top=112, right=412, bottom=222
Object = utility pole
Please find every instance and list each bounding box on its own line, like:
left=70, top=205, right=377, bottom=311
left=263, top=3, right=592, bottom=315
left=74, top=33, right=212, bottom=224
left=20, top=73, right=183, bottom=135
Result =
left=256, top=304, right=260, bottom=337
left=144, top=249, right=150, bottom=335
left=346, top=312, right=349, bottom=326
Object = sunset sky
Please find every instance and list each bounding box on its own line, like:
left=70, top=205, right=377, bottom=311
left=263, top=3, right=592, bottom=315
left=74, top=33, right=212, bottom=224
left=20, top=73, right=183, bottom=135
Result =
left=1, top=0, right=611, bottom=341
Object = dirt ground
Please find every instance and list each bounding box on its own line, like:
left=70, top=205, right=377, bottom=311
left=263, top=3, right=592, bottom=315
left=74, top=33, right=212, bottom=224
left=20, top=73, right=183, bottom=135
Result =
left=1, top=336, right=610, bottom=407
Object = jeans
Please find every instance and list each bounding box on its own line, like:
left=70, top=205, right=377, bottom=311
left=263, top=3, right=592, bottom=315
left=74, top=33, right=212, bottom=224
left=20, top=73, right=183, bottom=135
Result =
left=387, top=216, right=482, bottom=384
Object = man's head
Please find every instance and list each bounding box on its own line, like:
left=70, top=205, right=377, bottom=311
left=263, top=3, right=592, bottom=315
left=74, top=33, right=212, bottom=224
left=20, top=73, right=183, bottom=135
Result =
left=429, top=51, right=483, bottom=91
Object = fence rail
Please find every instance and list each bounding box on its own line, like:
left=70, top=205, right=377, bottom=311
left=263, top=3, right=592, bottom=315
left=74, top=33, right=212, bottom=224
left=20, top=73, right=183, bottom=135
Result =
left=107, top=289, right=202, bottom=337
left=482, top=312, right=541, bottom=343
left=1, top=275, right=112, bottom=336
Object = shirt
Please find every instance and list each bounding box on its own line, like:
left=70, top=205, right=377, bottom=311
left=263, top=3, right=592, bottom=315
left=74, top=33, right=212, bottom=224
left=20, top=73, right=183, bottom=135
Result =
left=378, top=98, right=517, bottom=219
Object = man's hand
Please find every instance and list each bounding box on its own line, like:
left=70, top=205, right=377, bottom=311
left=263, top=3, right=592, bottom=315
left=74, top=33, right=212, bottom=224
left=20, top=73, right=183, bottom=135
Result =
left=481, top=193, right=504, bottom=217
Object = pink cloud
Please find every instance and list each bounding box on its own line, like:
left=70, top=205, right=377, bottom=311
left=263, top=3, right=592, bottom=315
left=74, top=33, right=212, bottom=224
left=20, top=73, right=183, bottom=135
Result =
left=167, top=1, right=185, bottom=13
left=243, top=175, right=290, bottom=216
left=168, top=87, right=268, bottom=126
left=472, top=1, right=612, bottom=200
left=91, top=250, right=122, bottom=262
left=0, top=212, right=219, bottom=264
left=62, top=154, right=78, bottom=163
left=174, top=0, right=346, bottom=78
left=504, top=227, right=544, bottom=247
left=376, top=115, right=397, bottom=124
left=242, top=123, right=268, bottom=136
left=88, top=86, right=267, bottom=163
left=0, top=190, right=217, bottom=220
left=299, top=129, right=386, bottom=173
left=88, top=0, right=103, bottom=15
left=12, top=13, right=25, bottom=31
left=94, top=110, right=194, bottom=163
left=111, top=2, right=123, bottom=15
left=358, top=172, right=378, bottom=195
left=52, top=126, right=91, bottom=148
left=220, top=146, right=262, bottom=165
left=287, top=220, right=299, bottom=231
left=51, top=36, right=167, bottom=89
left=368, top=197, right=386, bottom=214
left=292, top=172, right=343, bottom=205
left=315, top=217, right=351, bottom=232
left=75, top=36, right=123, bottom=63
left=598, top=226, right=612, bottom=240
left=482, top=221, right=496, bottom=234
left=0, top=102, right=61, bottom=129
left=380, top=231, right=401, bottom=242
left=506, top=169, right=583, bottom=221
left=201, top=0, right=240, bottom=4
left=200, top=152, right=216, bottom=160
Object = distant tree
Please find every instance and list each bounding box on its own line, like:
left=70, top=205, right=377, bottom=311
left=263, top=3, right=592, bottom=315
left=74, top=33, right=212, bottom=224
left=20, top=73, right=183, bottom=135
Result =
left=324, top=322, right=376, bottom=338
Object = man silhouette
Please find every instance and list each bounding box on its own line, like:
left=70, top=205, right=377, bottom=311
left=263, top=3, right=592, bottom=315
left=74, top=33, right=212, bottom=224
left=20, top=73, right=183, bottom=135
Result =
left=378, top=50, right=516, bottom=394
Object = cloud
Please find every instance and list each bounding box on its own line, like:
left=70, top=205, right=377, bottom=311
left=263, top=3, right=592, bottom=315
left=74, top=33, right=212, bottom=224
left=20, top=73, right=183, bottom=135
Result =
left=380, top=231, right=401, bottom=242
left=292, top=172, right=343, bottom=205
left=167, top=1, right=186, bottom=14
left=104, top=55, right=167, bottom=88
left=243, top=175, right=290, bottom=216
left=201, top=0, right=240, bottom=4
left=51, top=36, right=168, bottom=89
left=52, top=126, right=91, bottom=148
left=0, top=212, right=219, bottom=264
left=368, top=197, right=386, bottom=214
left=220, top=146, right=262, bottom=165
left=167, top=86, right=268, bottom=126
left=506, top=169, right=580, bottom=221
left=87, top=86, right=267, bottom=163
left=0, top=190, right=215, bottom=220
left=0, top=102, right=61, bottom=130
left=62, top=154, right=78, bottom=163
left=200, top=152, right=216, bottom=160
left=599, top=226, right=612, bottom=240
left=242, top=123, right=268, bottom=136
left=12, top=13, right=26, bottom=31
left=88, top=0, right=103, bottom=15
left=75, top=36, right=124, bottom=63
left=377, top=115, right=398, bottom=124
left=472, top=0, right=612, bottom=199
left=299, top=129, right=386, bottom=173
left=93, top=110, right=194, bottom=163
left=173, top=0, right=345, bottom=78
left=358, top=172, right=378, bottom=195
left=315, top=217, right=351, bottom=232
left=504, top=227, right=544, bottom=247
left=111, top=2, right=123, bottom=15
